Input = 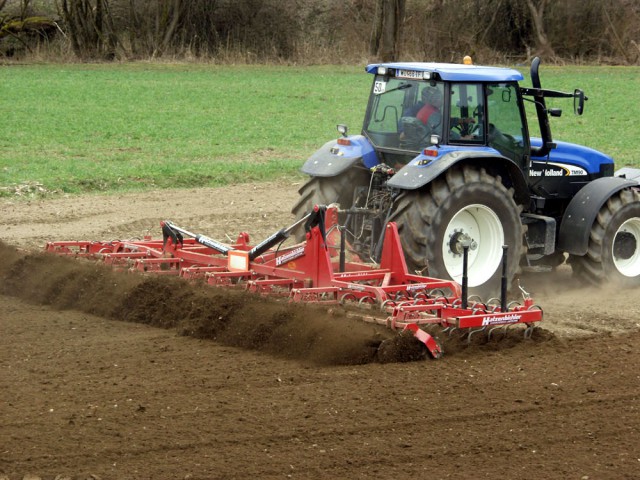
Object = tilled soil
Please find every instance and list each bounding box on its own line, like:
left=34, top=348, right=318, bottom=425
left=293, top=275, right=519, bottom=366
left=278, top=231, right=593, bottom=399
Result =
left=1, top=182, right=639, bottom=480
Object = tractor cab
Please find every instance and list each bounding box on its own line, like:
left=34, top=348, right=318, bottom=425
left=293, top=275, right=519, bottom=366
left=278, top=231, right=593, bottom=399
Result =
left=362, top=62, right=530, bottom=169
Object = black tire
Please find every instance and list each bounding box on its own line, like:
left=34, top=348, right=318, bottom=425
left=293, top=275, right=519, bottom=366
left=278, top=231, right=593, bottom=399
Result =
left=390, top=165, right=525, bottom=299
left=291, top=168, right=370, bottom=241
left=569, top=188, right=640, bottom=287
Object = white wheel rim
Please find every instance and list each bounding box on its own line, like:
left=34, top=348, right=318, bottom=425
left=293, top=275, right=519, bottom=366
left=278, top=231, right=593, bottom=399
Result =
left=612, top=217, right=640, bottom=277
left=442, top=204, right=504, bottom=287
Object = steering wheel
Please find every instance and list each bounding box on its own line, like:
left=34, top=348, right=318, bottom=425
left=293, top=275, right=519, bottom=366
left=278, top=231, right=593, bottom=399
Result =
left=456, top=105, right=482, bottom=137
left=451, top=118, right=480, bottom=140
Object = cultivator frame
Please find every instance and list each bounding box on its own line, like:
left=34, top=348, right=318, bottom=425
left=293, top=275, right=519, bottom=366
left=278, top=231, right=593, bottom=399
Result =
left=45, top=205, right=543, bottom=359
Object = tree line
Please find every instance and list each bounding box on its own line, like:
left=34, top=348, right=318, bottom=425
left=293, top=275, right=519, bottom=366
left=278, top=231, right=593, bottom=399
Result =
left=1, top=0, right=638, bottom=64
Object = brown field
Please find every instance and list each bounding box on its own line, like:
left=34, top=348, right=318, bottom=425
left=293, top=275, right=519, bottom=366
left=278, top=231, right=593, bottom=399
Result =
left=1, top=181, right=639, bottom=480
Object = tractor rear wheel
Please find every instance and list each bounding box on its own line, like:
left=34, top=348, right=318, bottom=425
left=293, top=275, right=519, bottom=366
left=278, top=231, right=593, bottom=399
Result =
left=570, top=188, right=640, bottom=287
left=291, top=167, right=370, bottom=241
left=391, top=165, right=524, bottom=299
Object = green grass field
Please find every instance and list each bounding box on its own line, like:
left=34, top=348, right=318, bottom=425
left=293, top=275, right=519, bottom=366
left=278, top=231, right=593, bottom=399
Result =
left=1, top=63, right=638, bottom=197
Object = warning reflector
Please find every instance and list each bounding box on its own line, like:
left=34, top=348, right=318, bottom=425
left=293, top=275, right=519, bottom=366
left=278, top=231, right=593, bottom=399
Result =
left=228, top=250, right=249, bottom=272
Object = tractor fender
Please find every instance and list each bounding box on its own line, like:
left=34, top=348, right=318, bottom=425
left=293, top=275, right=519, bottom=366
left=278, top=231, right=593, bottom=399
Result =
left=300, top=135, right=377, bottom=177
left=386, top=149, right=530, bottom=204
left=557, top=176, right=639, bottom=255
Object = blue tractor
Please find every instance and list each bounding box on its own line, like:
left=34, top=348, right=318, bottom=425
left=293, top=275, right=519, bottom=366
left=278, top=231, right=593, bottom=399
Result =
left=292, top=58, right=640, bottom=297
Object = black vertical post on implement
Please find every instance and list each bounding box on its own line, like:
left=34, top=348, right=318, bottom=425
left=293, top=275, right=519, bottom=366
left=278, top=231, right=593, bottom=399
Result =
left=462, top=245, right=469, bottom=310
left=339, top=227, right=346, bottom=273
left=501, top=245, right=508, bottom=312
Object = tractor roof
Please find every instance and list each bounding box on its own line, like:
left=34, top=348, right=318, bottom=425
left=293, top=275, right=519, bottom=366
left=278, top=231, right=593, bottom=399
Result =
left=366, top=62, right=524, bottom=82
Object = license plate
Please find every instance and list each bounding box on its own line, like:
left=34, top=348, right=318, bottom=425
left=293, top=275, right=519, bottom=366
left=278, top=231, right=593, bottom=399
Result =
left=373, top=81, right=386, bottom=95
left=396, top=69, right=423, bottom=79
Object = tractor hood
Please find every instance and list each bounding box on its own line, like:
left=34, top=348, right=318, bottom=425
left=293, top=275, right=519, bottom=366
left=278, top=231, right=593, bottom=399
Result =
left=530, top=138, right=614, bottom=175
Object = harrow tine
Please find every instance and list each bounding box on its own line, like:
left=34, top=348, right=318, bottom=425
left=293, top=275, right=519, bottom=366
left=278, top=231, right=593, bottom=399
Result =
left=445, top=327, right=459, bottom=337
left=524, top=324, right=535, bottom=339
left=358, top=295, right=376, bottom=308
left=466, top=327, right=486, bottom=344
left=487, top=324, right=509, bottom=341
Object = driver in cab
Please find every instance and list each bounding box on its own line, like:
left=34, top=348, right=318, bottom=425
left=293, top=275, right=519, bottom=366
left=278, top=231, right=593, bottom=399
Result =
left=418, top=87, right=475, bottom=132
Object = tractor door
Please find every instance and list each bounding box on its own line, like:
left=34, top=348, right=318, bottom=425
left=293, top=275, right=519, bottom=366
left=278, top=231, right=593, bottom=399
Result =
left=485, top=82, right=530, bottom=171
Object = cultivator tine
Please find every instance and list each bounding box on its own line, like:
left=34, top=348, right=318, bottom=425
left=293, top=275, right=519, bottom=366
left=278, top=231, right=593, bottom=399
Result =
left=523, top=324, right=535, bottom=339
left=466, top=327, right=486, bottom=343
left=487, top=324, right=510, bottom=341
left=441, top=326, right=455, bottom=336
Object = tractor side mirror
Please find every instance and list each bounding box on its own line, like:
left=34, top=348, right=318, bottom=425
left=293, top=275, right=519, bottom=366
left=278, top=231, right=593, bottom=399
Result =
left=574, top=89, right=585, bottom=115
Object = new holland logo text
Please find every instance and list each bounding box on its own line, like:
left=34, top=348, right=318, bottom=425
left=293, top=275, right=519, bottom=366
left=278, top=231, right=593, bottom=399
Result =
left=529, top=161, right=587, bottom=177
left=275, top=246, right=305, bottom=266
left=481, top=313, right=522, bottom=326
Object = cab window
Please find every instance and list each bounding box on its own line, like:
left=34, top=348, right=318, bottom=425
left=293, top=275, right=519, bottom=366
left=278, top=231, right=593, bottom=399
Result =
left=448, top=83, right=484, bottom=144
left=364, top=77, right=410, bottom=148
left=486, top=83, right=526, bottom=162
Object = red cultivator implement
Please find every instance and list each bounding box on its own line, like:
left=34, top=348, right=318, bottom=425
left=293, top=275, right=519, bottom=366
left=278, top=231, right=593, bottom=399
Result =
left=45, top=205, right=543, bottom=359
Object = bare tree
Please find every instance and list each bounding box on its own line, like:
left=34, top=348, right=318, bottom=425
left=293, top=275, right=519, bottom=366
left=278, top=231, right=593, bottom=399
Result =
left=524, top=0, right=555, bottom=58
left=1, top=0, right=58, bottom=56
left=56, top=0, right=120, bottom=59
left=601, top=1, right=632, bottom=63
left=370, top=0, right=404, bottom=61
left=144, top=0, right=186, bottom=57
left=20, top=0, right=31, bottom=18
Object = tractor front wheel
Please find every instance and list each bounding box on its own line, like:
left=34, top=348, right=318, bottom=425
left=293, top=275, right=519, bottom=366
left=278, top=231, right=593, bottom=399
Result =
left=570, top=188, right=640, bottom=287
left=391, top=165, right=524, bottom=300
